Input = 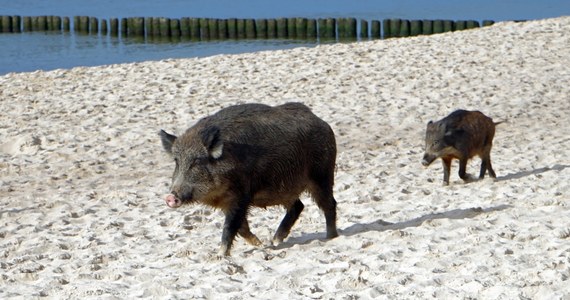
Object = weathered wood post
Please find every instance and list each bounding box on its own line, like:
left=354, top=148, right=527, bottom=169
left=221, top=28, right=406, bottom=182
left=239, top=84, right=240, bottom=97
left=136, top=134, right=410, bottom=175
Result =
left=79, top=16, right=89, bottom=34
left=389, top=19, right=401, bottom=37
left=63, top=17, right=70, bottom=32
left=256, top=19, right=267, bottom=39
left=12, top=16, right=21, bottom=32
left=1, top=16, right=12, bottom=33
left=286, top=18, right=296, bottom=39
left=422, top=19, right=433, bottom=35
left=190, top=18, right=200, bottom=40
left=295, top=18, right=307, bottom=39
left=120, top=18, right=128, bottom=37
left=110, top=18, right=119, bottom=36
left=399, top=19, right=410, bottom=37
left=179, top=17, right=189, bottom=39
left=90, top=17, right=98, bottom=35
left=73, top=16, right=80, bottom=32
left=455, top=20, right=467, bottom=31
left=23, top=16, right=32, bottom=32
left=266, top=19, right=276, bottom=38
left=236, top=18, right=246, bottom=39
left=52, top=16, right=61, bottom=32
left=410, top=20, right=422, bottom=36
left=433, top=20, right=444, bottom=34
left=207, top=18, right=218, bottom=39
left=245, top=19, right=256, bottom=39
left=370, top=20, right=381, bottom=39
left=170, top=18, right=181, bottom=39
left=159, top=17, right=171, bottom=38
left=276, top=18, right=287, bottom=39
left=382, top=19, right=390, bottom=38
left=466, top=20, right=479, bottom=29
left=443, top=20, right=454, bottom=32
left=318, top=18, right=335, bottom=40
left=101, top=19, right=108, bottom=36
left=360, top=20, right=368, bottom=39
left=217, top=19, right=228, bottom=39
left=483, top=20, right=495, bottom=27
left=227, top=18, right=237, bottom=39
left=307, top=18, right=317, bottom=39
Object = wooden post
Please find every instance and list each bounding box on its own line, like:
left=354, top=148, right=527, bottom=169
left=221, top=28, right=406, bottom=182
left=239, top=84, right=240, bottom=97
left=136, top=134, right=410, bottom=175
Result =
left=171, top=18, right=181, bottom=38
left=159, top=18, right=171, bottom=38
left=307, top=19, right=317, bottom=39
left=245, top=19, right=255, bottom=39
left=295, top=18, right=307, bottom=39
left=200, top=18, right=209, bottom=39
left=79, top=16, right=89, bottom=34
left=63, top=17, right=70, bottom=32
left=1, top=16, right=12, bottom=33
left=382, top=19, right=390, bottom=38
left=410, top=20, right=422, bottom=36
left=236, top=19, right=246, bottom=39
left=360, top=20, right=368, bottom=39
left=101, top=19, right=108, bottom=36
left=483, top=20, right=495, bottom=27
left=276, top=18, right=287, bottom=39
left=370, top=20, right=381, bottom=39
left=466, top=20, right=479, bottom=29
left=389, top=19, right=401, bottom=38
left=10, top=16, right=20, bottom=32
left=227, top=18, right=237, bottom=39
left=318, top=18, right=335, bottom=40
left=399, top=19, right=410, bottom=37
left=443, top=20, right=454, bottom=32
left=120, top=18, right=128, bottom=37
left=267, top=19, right=277, bottom=39
left=345, top=18, right=357, bottom=39
left=433, top=19, right=444, bottom=34
left=256, top=19, right=267, bottom=39
left=38, top=16, right=48, bottom=32
left=455, top=20, right=467, bottom=31
left=287, top=18, right=296, bottom=39
left=90, top=17, right=98, bottom=35
left=73, top=16, right=80, bottom=32
left=190, top=18, right=200, bottom=40
left=422, top=19, right=433, bottom=35
left=23, top=16, right=32, bottom=32
left=110, top=18, right=119, bottom=36
left=217, top=19, right=228, bottom=39
left=46, top=15, right=54, bottom=31
left=207, top=18, right=218, bottom=39
left=179, top=17, right=190, bottom=39
left=337, top=18, right=345, bottom=39
left=53, top=16, right=61, bottom=32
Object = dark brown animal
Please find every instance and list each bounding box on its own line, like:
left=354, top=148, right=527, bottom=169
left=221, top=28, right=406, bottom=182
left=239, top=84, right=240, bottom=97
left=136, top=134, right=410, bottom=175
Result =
left=422, top=109, right=500, bottom=185
left=160, top=102, right=338, bottom=256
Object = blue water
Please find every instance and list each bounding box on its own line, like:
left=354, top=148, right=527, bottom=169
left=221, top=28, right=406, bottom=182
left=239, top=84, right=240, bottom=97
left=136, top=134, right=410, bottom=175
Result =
left=1, top=0, right=569, bottom=75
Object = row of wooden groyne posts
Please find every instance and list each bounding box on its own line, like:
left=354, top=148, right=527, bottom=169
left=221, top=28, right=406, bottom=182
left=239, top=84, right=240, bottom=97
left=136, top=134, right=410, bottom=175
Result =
left=0, top=15, right=496, bottom=41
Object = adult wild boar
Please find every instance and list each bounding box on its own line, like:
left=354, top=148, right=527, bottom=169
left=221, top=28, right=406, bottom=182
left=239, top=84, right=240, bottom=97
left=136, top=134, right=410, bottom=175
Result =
left=422, top=109, right=500, bottom=185
left=160, top=102, right=339, bottom=256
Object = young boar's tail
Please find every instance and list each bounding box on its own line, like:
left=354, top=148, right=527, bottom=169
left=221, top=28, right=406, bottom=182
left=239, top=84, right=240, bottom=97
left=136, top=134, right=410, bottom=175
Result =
left=494, top=121, right=506, bottom=126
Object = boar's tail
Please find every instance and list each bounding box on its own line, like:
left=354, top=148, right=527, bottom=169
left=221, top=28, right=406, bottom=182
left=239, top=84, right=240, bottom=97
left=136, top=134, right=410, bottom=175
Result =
left=494, top=121, right=506, bottom=126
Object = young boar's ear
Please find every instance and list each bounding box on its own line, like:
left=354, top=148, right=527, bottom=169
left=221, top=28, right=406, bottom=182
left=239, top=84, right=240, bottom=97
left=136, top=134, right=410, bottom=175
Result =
left=159, top=130, right=177, bottom=154
left=201, top=126, right=223, bottom=160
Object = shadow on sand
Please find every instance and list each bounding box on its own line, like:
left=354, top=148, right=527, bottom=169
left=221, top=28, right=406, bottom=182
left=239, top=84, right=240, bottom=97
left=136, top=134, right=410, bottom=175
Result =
left=495, top=164, right=569, bottom=182
left=275, top=204, right=512, bottom=249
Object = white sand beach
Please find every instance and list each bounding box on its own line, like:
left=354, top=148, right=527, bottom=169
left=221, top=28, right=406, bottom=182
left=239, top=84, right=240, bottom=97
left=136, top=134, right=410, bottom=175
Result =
left=1, top=16, right=569, bottom=299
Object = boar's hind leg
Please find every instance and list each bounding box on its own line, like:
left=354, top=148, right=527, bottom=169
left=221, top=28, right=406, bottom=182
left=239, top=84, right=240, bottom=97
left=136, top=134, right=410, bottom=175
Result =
left=239, top=219, right=262, bottom=246
left=273, top=200, right=304, bottom=244
left=311, top=182, right=339, bottom=240
left=480, top=151, right=497, bottom=179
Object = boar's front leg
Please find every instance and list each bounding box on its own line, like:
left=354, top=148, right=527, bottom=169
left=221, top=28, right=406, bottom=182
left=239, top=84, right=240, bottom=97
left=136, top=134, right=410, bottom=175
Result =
left=273, top=199, right=304, bottom=244
left=458, top=157, right=469, bottom=182
left=441, top=157, right=452, bottom=185
left=219, top=198, right=250, bottom=257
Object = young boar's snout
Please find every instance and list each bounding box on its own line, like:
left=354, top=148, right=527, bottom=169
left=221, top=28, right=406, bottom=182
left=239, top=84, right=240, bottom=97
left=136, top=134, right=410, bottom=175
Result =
left=164, top=190, right=192, bottom=208
left=422, top=153, right=436, bottom=166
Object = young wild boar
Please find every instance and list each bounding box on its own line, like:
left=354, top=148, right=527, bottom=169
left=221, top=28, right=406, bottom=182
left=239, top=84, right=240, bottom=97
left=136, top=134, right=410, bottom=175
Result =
left=422, top=109, right=500, bottom=185
left=160, top=102, right=338, bottom=256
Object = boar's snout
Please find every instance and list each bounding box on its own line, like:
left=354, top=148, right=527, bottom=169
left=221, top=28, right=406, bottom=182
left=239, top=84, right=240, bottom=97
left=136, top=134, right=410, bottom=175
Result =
left=164, top=189, right=193, bottom=208
left=422, top=153, right=437, bottom=167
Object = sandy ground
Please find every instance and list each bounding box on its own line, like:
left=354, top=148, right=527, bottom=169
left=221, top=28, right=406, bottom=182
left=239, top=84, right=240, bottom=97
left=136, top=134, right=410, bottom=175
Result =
left=1, top=16, right=569, bottom=299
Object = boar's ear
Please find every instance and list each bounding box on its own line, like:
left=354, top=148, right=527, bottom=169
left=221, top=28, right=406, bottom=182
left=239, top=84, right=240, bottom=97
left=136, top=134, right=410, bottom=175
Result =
left=159, top=130, right=177, bottom=154
left=201, top=126, right=223, bottom=160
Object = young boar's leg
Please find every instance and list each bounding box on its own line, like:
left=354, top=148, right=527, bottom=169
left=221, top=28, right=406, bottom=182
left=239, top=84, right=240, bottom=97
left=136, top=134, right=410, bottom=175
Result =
left=273, top=199, right=304, bottom=244
left=441, top=157, right=452, bottom=185
left=219, top=198, right=250, bottom=256
left=238, top=219, right=262, bottom=246
left=312, top=183, right=339, bottom=239
left=458, top=157, right=469, bottom=181
left=481, top=151, right=497, bottom=179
